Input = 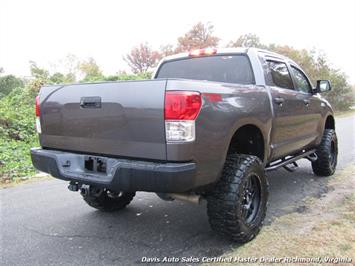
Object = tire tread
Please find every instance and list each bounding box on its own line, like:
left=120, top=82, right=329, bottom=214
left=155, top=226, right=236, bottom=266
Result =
left=312, top=129, right=337, bottom=176
left=207, top=154, right=268, bottom=243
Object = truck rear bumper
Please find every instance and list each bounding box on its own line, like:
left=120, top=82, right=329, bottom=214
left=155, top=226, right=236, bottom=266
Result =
left=30, top=148, right=197, bottom=193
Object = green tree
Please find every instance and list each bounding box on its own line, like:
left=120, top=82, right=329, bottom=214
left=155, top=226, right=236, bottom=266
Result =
left=78, top=57, right=103, bottom=81
left=0, top=75, right=24, bottom=98
left=49, top=72, right=66, bottom=84
left=104, top=71, right=152, bottom=81
left=29, top=61, right=49, bottom=80
left=49, top=72, right=76, bottom=84
left=28, top=61, right=50, bottom=92
left=323, top=70, right=353, bottom=111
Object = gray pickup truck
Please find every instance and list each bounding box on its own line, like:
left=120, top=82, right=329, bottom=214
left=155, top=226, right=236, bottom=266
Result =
left=31, top=47, right=337, bottom=243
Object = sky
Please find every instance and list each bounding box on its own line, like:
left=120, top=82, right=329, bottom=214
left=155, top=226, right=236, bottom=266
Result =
left=1, top=0, right=355, bottom=83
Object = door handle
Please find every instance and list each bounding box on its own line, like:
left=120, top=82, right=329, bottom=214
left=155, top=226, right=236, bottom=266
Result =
left=274, top=97, right=285, bottom=105
left=80, top=96, right=102, bottom=108
left=303, top=99, right=310, bottom=106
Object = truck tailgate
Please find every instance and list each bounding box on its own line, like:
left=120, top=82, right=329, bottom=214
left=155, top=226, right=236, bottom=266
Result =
left=39, top=80, right=167, bottom=160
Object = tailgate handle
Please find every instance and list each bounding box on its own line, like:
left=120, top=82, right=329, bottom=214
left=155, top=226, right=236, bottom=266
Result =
left=80, top=97, right=101, bottom=108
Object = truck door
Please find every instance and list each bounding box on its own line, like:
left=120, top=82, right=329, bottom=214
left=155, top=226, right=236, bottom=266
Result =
left=289, top=65, right=322, bottom=145
left=265, top=60, right=314, bottom=160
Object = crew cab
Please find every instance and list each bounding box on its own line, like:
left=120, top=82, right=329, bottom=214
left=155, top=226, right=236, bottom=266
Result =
left=31, top=48, right=337, bottom=242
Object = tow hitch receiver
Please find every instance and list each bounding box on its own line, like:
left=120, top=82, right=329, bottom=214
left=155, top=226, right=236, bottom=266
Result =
left=84, top=156, right=107, bottom=173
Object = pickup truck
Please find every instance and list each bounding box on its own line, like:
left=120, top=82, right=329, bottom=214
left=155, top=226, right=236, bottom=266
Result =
left=31, top=47, right=338, bottom=243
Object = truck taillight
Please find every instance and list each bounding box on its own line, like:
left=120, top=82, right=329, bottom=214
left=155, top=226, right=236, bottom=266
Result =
left=165, top=91, right=201, bottom=120
left=35, top=96, right=40, bottom=117
left=35, top=95, right=41, bottom=134
left=164, top=91, right=201, bottom=142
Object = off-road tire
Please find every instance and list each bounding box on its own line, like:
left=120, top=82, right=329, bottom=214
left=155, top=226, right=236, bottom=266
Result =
left=312, top=129, right=338, bottom=176
left=82, top=188, right=135, bottom=212
left=207, top=154, right=268, bottom=243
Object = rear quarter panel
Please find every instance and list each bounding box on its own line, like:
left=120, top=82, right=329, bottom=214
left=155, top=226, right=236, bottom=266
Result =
left=165, top=79, right=272, bottom=187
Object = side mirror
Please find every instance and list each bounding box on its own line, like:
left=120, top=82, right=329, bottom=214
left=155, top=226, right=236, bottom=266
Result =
left=315, top=80, right=331, bottom=93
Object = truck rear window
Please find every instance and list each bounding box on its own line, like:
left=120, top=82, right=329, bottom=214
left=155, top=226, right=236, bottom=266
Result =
left=156, top=55, right=255, bottom=84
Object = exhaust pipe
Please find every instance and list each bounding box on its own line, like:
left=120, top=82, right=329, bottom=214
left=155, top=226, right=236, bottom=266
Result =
left=166, top=193, right=202, bottom=204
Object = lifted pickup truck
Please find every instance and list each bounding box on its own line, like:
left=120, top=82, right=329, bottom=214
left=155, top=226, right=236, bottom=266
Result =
left=31, top=48, right=337, bottom=243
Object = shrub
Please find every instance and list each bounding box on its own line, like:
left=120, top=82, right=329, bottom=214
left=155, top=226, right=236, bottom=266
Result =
left=0, top=87, right=38, bottom=180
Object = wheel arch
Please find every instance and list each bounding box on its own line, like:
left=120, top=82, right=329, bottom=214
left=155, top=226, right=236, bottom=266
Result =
left=325, top=115, right=335, bottom=130
left=227, top=124, right=266, bottom=162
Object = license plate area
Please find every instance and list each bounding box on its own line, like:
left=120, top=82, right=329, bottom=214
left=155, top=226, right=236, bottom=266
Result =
left=84, top=156, right=107, bottom=174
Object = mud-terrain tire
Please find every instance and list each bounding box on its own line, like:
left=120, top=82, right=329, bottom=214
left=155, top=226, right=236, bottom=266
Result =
left=82, top=188, right=135, bottom=212
left=207, top=154, right=268, bottom=243
left=312, top=129, right=338, bottom=176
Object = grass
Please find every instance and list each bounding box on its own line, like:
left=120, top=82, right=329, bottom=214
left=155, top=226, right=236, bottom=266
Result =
left=207, top=164, right=355, bottom=266
left=0, top=173, right=51, bottom=189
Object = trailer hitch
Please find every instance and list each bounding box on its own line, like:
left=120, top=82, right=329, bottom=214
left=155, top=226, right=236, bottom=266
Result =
left=68, top=181, right=79, bottom=192
left=79, top=184, right=103, bottom=197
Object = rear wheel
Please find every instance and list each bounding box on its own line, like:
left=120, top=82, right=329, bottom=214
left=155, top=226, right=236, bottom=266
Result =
left=312, top=129, right=338, bottom=176
left=207, top=154, right=268, bottom=243
left=82, top=187, right=135, bottom=212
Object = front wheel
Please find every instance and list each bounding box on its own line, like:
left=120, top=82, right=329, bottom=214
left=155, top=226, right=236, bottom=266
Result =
left=312, top=129, right=338, bottom=176
left=207, top=154, right=269, bottom=243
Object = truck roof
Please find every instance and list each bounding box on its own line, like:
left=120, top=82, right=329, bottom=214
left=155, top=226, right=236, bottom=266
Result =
left=162, top=47, right=249, bottom=61
left=161, top=47, right=301, bottom=69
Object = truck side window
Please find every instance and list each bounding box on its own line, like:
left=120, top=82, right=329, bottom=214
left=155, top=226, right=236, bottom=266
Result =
left=266, top=61, right=293, bottom=89
left=291, top=66, right=312, bottom=93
